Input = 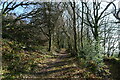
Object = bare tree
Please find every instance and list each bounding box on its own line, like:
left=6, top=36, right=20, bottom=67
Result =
left=69, top=1, right=77, bottom=55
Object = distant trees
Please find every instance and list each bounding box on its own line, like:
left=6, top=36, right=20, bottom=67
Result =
left=112, top=1, right=120, bottom=57
left=29, top=2, right=63, bottom=51
left=100, top=16, right=119, bottom=57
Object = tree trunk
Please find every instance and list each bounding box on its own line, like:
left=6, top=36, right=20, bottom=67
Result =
left=48, top=3, right=52, bottom=52
left=94, top=27, right=99, bottom=54
left=48, top=29, right=52, bottom=51
left=81, top=1, right=84, bottom=49
left=73, top=2, right=77, bottom=53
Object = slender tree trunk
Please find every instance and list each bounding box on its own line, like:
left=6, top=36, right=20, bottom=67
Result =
left=56, top=29, right=60, bottom=49
left=107, top=40, right=111, bottom=57
left=48, top=3, right=52, bottom=52
left=87, top=28, right=90, bottom=43
left=48, top=29, right=52, bottom=51
left=73, top=2, right=77, bottom=53
left=94, top=27, right=99, bottom=53
left=81, top=1, right=84, bottom=49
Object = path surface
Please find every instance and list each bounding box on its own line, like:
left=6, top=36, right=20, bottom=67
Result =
left=23, top=49, right=87, bottom=79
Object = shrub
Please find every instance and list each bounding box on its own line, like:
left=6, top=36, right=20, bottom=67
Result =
left=77, top=42, right=107, bottom=76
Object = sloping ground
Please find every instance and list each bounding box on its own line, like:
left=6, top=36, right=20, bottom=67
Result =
left=2, top=39, right=111, bottom=79
left=24, top=53, right=83, bottom=78
left=18, top=49, right=98, bottom=79
left=2, top=39, right=96, bottom=79
left=104, top=58, right=120, bottom=80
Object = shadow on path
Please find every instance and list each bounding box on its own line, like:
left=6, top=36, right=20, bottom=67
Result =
left=26, top=50, right=83, bottom=78
left=32, top=66, right=76, bottom=76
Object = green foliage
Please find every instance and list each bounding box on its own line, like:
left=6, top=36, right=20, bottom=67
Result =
left=77, top=42, right=111, bottom=78
left=78, top=42, right=103, bottom=61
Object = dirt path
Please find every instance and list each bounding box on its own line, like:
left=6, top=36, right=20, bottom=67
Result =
left=23, top=49, right=86, bottom=79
